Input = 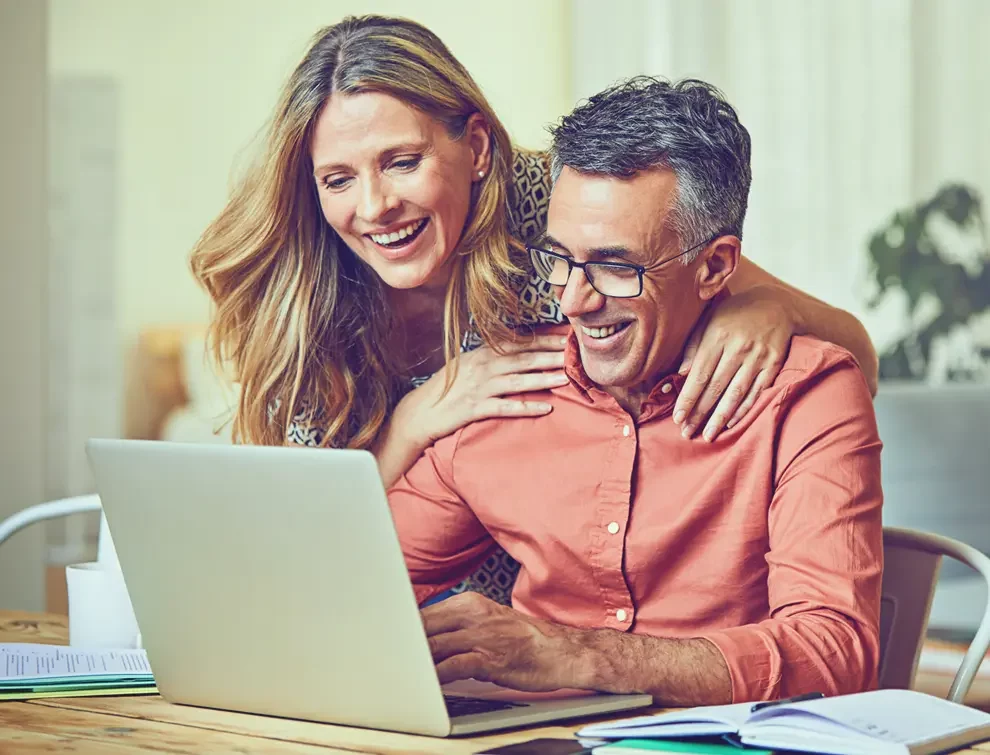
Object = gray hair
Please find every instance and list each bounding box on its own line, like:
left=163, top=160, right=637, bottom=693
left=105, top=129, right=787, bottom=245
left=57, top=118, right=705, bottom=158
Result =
left=548, top=76, right=752, bottom=261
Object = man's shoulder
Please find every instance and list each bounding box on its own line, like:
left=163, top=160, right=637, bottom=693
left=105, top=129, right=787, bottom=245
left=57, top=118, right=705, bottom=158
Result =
left=772, top=335, right=870, bottom=395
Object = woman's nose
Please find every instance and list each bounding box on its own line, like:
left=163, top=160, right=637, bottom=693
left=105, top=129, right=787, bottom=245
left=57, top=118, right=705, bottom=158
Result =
left=357, top=177, right=400, bottom=223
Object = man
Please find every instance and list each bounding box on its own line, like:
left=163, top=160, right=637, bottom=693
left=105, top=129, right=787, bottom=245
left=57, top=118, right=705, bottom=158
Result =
left=388, top=77, right=883, bottom=705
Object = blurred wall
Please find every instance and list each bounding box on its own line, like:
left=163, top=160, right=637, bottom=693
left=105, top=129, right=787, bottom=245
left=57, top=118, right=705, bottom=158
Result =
left=571, top=0, right=990, bottom=380
left=48, top=0, right=573, bottom=342
left=0, top=0, right=48, bottom=610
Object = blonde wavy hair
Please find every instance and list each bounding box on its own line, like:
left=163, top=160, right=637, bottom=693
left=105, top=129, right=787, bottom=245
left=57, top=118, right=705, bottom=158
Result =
left=190, top=16, right=522, bottom=449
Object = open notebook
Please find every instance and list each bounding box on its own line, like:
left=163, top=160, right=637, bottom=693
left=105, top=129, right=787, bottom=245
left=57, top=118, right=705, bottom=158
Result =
left=578, top=689, right=990, bottom=755
left=0, top=643, right=157, bottom=700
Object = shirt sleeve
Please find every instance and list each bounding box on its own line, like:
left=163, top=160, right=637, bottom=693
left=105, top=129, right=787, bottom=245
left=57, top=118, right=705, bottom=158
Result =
left=387, top=430, right=497, bottom=605
left=700, top=353, right=883, bottom=702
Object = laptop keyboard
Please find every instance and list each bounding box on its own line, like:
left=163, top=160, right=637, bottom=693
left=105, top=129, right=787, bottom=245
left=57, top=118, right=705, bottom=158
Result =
left=444, top=694, right=530, bottom=718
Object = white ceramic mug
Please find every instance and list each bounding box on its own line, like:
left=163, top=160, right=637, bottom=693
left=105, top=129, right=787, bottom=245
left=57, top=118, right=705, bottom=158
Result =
left=65, top=562, right=141, bottom=649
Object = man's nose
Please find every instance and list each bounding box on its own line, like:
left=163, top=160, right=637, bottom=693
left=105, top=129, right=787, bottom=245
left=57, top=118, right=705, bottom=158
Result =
left=357, top=177, right=400, bottom=223
left=556, top=266, right=605, bottom=319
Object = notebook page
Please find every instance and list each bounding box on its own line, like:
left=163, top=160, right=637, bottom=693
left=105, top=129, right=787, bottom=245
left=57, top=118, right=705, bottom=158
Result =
left=0, top=643, right=152, bottom=680
left=579, top=701, right=753, bottom=738
left=745, top=689, right=990, bottom=745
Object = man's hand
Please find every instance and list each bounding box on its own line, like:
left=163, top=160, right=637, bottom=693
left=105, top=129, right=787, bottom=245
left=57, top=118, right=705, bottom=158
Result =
left=421, top=592, right=590, bottom=691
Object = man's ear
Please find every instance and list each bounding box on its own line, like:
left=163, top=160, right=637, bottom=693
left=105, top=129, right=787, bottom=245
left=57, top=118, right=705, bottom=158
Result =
left=465, top=113, right=492, bottom=180
left=695, top=235, right=741, bottom=301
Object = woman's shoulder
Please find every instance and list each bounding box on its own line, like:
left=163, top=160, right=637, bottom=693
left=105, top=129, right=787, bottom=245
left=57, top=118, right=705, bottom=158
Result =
left=507, top=149, right=552, bottom=246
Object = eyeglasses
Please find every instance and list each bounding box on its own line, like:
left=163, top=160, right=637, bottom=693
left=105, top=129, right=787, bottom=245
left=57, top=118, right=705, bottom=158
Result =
left=527, top=234, right=719, bottom=299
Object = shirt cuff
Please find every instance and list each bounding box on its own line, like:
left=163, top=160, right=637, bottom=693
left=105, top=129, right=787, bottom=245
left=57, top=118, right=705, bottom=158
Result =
left=699, top=627, right=782, bottom=703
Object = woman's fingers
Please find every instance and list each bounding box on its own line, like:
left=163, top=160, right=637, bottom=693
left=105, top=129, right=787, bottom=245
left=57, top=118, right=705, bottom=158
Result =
left=677, top=326, right=703, bottom=377
left=488, top=349, right=566, bottom=376
left=498, top=333, right=569, bottom=354
left=473, top=398, right=554, bottom=421
left=700, top=359, right=761, bottom=441
left=725, top=369, right=769, bottom=430
left=679, top=349, right=744, bottom=439
left=487, top=370, right=569, bottom=397
left=672, top=344, right=724, bottom=428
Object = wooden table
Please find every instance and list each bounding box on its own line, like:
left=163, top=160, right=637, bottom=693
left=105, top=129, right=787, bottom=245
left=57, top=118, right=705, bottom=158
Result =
left=2, top=611, right=989, bottom=754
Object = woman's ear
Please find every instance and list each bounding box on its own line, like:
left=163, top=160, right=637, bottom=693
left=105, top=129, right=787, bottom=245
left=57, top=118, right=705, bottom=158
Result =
left=695, top=235, right=741, bottom=301
left=465, top=113, right=492, bottom=180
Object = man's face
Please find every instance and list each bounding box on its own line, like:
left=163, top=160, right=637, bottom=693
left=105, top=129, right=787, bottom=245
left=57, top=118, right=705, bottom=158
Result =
left=546, top=166, right=707, bottom=396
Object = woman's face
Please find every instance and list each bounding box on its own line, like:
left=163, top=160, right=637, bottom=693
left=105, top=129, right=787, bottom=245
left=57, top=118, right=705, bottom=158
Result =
left=310, top=92, right=489, bottom=291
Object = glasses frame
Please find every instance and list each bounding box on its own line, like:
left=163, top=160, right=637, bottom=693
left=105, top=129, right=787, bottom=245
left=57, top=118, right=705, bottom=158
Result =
left=527, top=233, right=721, bottom=299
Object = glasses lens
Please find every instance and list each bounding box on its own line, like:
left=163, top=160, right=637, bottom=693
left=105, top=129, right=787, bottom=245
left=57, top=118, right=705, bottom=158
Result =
left=530, top=248, right=570, bottom=286
left=586, top=263, right=641, bottom=298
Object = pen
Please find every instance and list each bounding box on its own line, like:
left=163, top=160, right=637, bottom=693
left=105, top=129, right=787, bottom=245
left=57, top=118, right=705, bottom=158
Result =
left=750, top=691, right=825, bottom=712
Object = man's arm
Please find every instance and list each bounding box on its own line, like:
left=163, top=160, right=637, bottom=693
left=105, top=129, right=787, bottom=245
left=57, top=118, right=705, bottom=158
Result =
left=427, top=351, right=883, bottom=705
left=424, top=592, right=732, bottom=704
left=730, top=256, right=880, bottom=396
left=696, top=351, right=883, bottom=701
left=387, top=430, right=498, bottom=605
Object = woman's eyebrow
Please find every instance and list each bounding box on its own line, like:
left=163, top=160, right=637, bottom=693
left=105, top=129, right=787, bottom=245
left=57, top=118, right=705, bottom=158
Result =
left=312, top=141, right=429, bottom=176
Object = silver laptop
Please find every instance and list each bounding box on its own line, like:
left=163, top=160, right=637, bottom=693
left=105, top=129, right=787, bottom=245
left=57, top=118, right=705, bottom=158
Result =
left=85, top=439, right=652, bottom=737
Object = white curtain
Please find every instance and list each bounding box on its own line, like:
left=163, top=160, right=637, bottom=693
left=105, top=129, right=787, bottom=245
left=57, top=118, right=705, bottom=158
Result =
left=570, top=0, right=990, bottom=369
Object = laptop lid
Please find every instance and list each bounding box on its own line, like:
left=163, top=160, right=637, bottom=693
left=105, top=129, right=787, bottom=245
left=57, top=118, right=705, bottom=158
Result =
left=86, top=439, right=455, bottom=736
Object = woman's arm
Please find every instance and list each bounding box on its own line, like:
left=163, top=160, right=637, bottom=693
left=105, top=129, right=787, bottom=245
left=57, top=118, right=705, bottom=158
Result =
left=730, top=257, right=879, bottom=394
left=673, top=255, right=879, bottom=443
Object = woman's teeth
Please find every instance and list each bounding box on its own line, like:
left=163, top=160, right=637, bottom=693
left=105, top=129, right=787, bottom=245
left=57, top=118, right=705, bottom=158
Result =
left=581, top=322, right=629, bottom=339
left=369, top=219, right=426, bottom=246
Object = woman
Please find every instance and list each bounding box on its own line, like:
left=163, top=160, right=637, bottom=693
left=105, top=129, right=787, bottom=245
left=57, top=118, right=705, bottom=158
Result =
left=190, top=15, right=878, bottom=604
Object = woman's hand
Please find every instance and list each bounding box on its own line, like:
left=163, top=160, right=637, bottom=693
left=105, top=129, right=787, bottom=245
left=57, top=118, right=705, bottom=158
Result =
left=377, top=332, right=569, bottom=487
left=402, top=333, right=570, bottom=446
left=673, top=286, right=794, bottom=442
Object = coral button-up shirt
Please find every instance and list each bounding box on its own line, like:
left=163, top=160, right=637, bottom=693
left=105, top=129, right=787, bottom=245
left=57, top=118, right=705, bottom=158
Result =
left=387, top=332, right=883, bottom=702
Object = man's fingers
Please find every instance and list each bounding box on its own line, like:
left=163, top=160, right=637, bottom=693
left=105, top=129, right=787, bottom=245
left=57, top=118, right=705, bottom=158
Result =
left=427, top=629, right=478, bottom=664
left=673, top=345, right=723, bottom=428
left=435, top=652, right=487, bottom=685
left=421, top=601, right=470, bottom=637
left=701, top=361, right=759, bottom=441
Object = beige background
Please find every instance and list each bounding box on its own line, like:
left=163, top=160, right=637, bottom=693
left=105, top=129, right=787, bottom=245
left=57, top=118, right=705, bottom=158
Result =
left=48, top=0, right=573, bottom=343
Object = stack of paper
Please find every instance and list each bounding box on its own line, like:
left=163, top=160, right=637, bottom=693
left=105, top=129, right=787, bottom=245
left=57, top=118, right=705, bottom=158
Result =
left=0, top=643, right=157, bottom=700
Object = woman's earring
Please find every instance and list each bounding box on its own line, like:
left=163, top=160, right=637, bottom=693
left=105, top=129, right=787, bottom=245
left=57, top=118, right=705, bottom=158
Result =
left=477, top=170, right=485, bottom=179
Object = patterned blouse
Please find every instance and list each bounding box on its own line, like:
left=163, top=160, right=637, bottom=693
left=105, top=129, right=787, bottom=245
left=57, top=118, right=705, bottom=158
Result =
left=288, top=150, right=562, bottom=605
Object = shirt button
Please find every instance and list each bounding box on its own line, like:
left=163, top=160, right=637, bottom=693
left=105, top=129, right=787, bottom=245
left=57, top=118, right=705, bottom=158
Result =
left=661, top=383, right=672, bottom=394
left=616, top=609, right=628, bottom=622
left=607, top=521, right=620, bottom=534
left=622, top=425, right=631, bottom=437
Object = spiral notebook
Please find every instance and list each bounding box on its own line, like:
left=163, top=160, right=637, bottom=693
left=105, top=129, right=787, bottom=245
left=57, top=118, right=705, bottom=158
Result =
left=0, top=643, right=157, bottom=700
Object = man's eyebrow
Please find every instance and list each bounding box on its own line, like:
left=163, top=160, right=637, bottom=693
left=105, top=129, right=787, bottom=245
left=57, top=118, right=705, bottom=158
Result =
left=588, top=245, right=637, bottom=261
left=541, top=236, right=639, bottom=262
left=541, top=234, right=569, bottom=252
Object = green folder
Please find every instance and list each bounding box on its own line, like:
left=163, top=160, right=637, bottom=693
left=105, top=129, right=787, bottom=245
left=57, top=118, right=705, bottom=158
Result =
left=595, top=739, right=774, bottom=754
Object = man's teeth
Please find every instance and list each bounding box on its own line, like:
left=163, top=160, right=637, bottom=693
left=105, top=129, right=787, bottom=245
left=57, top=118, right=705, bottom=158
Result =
left=581, top=323, right=627, bottom=339
left=369, top=219, right=425, bottom=245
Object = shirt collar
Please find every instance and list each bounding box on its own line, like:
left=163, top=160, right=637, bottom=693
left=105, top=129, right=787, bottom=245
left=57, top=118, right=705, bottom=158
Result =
left=562, top=329, right=687, bottom=416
